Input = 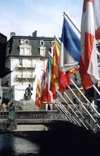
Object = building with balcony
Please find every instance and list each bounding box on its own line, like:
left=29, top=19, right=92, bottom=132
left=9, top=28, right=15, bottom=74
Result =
left=2, top=31, right=54, bottom=102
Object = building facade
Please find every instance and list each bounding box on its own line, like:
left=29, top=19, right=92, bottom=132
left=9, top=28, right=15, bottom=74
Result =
left=2, top=31, right=54, bottom=102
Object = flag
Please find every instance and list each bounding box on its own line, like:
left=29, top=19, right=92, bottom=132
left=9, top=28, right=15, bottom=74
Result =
left=79, top=0, right=99, bottom=90
left=70, top=67, right=78, bottom=74
left=50, top=40, right=60, bottom=99
left=35, top=81, right=41, bottom=107
left=58, top=16, right=80, bottom=91
left=41, top=70, right=46, bottom=103
left=93, top=0, right=100, bottom=40
left=44, top=57, right=52, bottom=104
left=60, top=17, right=81, bottom=71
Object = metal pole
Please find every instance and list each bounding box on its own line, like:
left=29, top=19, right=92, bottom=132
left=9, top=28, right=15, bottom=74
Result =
left=64, top=12, right=81, bottom=34
left=67, top=85, right=100, bottom=129
left=54, top=102, right=73, bottom=123
left=64, top=92, right=95, bottom=132
left=55, top=99, right=78, bottom=124
left=57, top=90, right=89, bottom=128
left=71, top=79, right=100, bottom=116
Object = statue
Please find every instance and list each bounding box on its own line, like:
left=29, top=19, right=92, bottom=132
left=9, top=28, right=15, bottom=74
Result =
left=24, top=84, right=33, bottom=100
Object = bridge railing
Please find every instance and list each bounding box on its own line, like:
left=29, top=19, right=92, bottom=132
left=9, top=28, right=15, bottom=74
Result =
left=15, top=110, right=62, bottom=120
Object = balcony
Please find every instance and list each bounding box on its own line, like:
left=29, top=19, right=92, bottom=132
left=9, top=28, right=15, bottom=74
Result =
left=15, top=64, right=36, bottom=69
left=16, top=74, right=36, bottom=80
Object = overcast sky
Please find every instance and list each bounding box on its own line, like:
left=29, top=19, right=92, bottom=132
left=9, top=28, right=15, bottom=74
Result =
left=0, top=0, right=83, bottom=40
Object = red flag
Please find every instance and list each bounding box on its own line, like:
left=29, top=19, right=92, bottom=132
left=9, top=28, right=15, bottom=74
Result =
left=44, top=58, right=52, bottom=104
left=79, top=0, right=99, bottom=90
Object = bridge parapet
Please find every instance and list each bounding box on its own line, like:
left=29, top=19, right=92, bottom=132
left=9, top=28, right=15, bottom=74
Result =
left=16, top=110, right=61, bottom=120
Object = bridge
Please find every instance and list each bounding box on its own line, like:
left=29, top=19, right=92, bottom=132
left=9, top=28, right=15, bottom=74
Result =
left=0, top=108, right=67, bottom=132
left=1, top=101, right=100, bottom=133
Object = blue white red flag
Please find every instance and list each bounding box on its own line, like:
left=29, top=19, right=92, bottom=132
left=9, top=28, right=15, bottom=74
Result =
left=59, top=17, right=81, bottom=72
left=58, top=16, right=81, bottom=91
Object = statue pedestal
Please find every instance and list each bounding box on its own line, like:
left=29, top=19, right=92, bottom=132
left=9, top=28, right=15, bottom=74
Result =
left=13, top=99, right=39, bottom=111
left=19, top=99, right=39, bottom=110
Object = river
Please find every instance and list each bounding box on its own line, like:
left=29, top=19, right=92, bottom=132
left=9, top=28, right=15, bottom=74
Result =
left=1, top=128, right=100, bottom=156
left=1, top=122, right=100, bottom=156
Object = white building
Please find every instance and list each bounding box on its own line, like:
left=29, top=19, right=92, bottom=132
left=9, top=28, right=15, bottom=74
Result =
left=2, top=31, right=54, bottom=102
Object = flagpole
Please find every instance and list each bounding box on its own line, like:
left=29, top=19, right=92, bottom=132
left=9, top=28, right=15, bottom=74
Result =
left=56, top=90, right=89, bottom=129
left=55, top=103, right=69, bottom=122
left=71, top=79, right=100, bottom=116
left=48, top=41, right=90, bottom=130
left=55, top=99, right=79, bottom=124
left=64, top=11, right=100, bottom=57
left=55, top=35, right=100, bottom=117
left=54, top=100, right=74, bottom=123
left=67, top=85, right=100, bottom=129
left=55, top=99, right=81, bottom=126
left=63, top=92, right=95, bottom=132
left=64, top=12, right=81, bottom=34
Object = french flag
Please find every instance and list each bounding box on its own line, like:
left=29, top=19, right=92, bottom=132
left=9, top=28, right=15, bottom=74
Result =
left=58, top=16, right=81, bottom=92
left=79, top=0, right=99, bottom=90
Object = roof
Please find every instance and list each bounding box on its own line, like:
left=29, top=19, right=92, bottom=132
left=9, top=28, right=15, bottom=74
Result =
left=6, top=36, right=56, bottom=57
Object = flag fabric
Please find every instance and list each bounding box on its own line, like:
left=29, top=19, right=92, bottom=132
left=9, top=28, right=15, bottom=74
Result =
left=35, top=81, right=41, bottom=107
left=70, top=67, right=78, bottom=74
left=79, top=0, right=99, bottom=90
left=50, top=40, right=60, bottom=99
left=93, top=0, right=100, bottom=40
left=58, top=16, right=80, bottom=91
left=44, top=57, right=52, bottom=104
left=41, top=70, right=46, bottom=103
left=60, top=17, right=81, bottom=72
left=43, top=62, right=48, bottom=102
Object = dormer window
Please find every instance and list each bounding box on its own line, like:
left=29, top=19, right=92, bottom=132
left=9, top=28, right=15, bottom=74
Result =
left=40, top=47, right=46, bottom=56
left=21, top=39, right=24, bottom=44
left=19, top=44, right=32, bottom=55
left=20, top=39, right=29, bottom=44
left=50, top=47, right=53, bottom=55
left=50, top=41, right=54, bottom=47
left=40, top=40, right=44, bottom=46
left=25, top=40, right=29, bottom=44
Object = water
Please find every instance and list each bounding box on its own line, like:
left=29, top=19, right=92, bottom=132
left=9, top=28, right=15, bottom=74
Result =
left=1, top=127, right=100, bottom=156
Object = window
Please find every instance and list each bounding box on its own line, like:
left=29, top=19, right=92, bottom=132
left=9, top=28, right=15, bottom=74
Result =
left=40, top=40, right=44, bottom=46
left=19, top=59, right=22, bottom=66
left=40, top=47, right=46, bottom=56
left=50, top=41, right=54, bottom=47
left=50, top=47, right=53, bottom=55
left=41, top=61, right=45, bottom=68
left=20, top=39, right=29, bottom=44
left=25, top=40, right=29, bottom=44
left=20, top=39, right=24, bottom=44
left=20, top=48, right=25, bottom=55
left=19, top=45, right=31, bottom=56
left=25, top=48, right=30, bottom=55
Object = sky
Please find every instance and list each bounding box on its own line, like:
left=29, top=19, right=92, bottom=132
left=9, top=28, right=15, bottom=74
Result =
left=0, top=0, right=83, bottom=40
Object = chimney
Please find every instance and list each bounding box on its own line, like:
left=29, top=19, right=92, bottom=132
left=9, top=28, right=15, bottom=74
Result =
left=10, top=32, right=16, bottom=38
left=32, top=30, right=37, bottom=37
